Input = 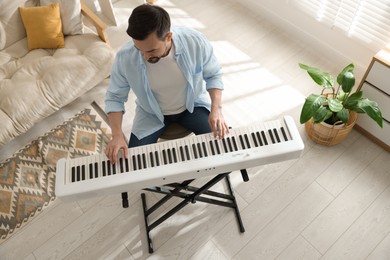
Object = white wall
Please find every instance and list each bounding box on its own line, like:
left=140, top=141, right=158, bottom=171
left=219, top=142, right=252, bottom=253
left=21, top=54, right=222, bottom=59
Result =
left=237, top=0, right=377, bottom=71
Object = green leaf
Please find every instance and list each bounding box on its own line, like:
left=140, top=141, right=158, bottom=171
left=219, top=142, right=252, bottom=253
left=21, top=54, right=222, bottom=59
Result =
left=299, top=63, right=334, bottom=87
left=341, top=71, right=355, bottom=93
left=355, top=98, right=383, bottom=127
left=299, top=94, right=326, bottom=124
left=313, top=107, right=332, bottom=123
left=328, top=98, right=343, bottom=112
left=337, top=109, right=349, bottom=123
left=336, top=89, right=347, bottom=100
left=344, top=91, right=363, bottom=109
left=337, top=63, right=354, bottom=85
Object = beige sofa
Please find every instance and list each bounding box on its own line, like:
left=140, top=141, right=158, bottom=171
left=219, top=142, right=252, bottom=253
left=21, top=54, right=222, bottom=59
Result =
left=0, top=0, right=115, bottom=145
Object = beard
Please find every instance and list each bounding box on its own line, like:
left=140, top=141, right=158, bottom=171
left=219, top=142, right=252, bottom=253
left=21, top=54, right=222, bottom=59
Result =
left=147, top=44, right=171, bottom=64
left=147, top=56, right=161, bottom=64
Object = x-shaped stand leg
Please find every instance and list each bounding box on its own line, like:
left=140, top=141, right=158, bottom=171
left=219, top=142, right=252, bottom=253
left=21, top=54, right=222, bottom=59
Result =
left=141, top=171, right=245, bottom=253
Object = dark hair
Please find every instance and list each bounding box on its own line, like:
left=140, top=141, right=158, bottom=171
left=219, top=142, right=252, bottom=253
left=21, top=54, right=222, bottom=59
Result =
left=126, top=4, right=171, bottom=40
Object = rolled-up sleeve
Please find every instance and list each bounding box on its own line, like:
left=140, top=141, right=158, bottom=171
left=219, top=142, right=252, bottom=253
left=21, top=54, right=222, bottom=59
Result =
left=201, top=35, right=223, bottom=91
left=105, top=53, right=131, bottom=114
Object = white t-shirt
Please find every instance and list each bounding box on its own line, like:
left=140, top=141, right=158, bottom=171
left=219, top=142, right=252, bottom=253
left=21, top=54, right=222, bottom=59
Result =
left=146, top=44, right=187, bottom=115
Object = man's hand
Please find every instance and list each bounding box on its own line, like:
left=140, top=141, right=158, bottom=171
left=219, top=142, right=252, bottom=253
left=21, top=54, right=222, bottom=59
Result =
left=209, top=106, right=229, bottom=139
left=105, top=135, right=129, bottom=164
left=208, top=89, right=229, bottom=138
left=105, top=111, right=128, bottom=164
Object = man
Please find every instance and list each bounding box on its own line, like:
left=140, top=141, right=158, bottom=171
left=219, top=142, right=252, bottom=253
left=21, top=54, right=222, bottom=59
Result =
left=104, top=4, right=228, bottom=163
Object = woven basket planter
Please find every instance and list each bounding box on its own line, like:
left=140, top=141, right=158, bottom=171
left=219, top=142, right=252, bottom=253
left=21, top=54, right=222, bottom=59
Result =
left=305, top=111, right=358, bottom=146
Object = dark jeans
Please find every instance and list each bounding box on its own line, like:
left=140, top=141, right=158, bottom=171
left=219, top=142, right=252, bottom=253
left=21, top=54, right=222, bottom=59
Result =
left=128, top=107, right=211, bottom=148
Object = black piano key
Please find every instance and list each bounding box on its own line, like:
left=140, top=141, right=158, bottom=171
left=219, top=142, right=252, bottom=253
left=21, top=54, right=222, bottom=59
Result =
left=136, top=154, right=142, bottom=169
left=89, top=163, right=93, bottom=179
left=167, top=149, right=173, bottom=163
left=232, top=136, right=238, bottom=151
left=226, top=137, right=233, bottom=152
left=256, top=132, right=263, bottom=146
left=273, top=128, right=281, bottom=143
left=172, top=148, right=178, bottom=162
left=239, top=135, right=245, bottom=149
left=110, top=161, right=114, bottom=175
left=162, top=150, right=168, bottom=164
left=137, top=154, right=142, bottom=169
left=141, top=153, right=146, bottom=168
left=102, top=161, right=106, bottom=176
left=112, top=162, right=116, bottom=174
left=94, top=162, right=98, bottom=178
left=132, top=155, right=137, bottom=170
left=214, top=140, right=221, bottom=154
left=185, top=145, right=191, bottom=160
left=119, top=158, right=124, bottom=173
left=81, top=165, right=86, bottom=180
left=244, top=134, right=251, bottom=148
left=261, top=131, right=268, bottom=145
left=197, top=143, right=203, bottom=158
left=281, top=127, right=289, bottom=141
left=155, top=151, right=160, bottom=166
left=209, top=140, right=215, bottom=155
left=268, top=129, right=276, bottom=144
left=71, top=167, right=76, bottom=182
left=125, top=158, right=129, bottom=172
left=202, top=142, right=208, bottom=157
left=251, top=132, right=259, bottom=147
left=150, top=152, right=155, bottom=167
left=107, top=161, right=111, bottom=175
left=179, top=146, right=185, bottom=161
left=113, top=163, right=117, bottom=175
left=192, top=144, right=198, bottom=159
left=222, top=138, right=228, bottom=153
left=76, top=166, right=80, bottom=181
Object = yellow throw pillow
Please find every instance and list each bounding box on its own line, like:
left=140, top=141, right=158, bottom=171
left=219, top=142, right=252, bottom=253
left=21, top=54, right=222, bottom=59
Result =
left=19, top=3, right=65, bottom=50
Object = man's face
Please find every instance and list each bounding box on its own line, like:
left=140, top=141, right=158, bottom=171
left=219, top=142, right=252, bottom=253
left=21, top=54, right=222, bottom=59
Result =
left=133, top=32, right=172, bottom=64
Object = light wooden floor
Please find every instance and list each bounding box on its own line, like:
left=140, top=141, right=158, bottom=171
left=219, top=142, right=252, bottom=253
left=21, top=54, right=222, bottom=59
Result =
left=1, top=0, right=389, bottom=259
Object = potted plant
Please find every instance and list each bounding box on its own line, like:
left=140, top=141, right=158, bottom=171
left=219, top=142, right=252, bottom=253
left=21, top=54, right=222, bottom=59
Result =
left=299, top=63, right=383, bottom=145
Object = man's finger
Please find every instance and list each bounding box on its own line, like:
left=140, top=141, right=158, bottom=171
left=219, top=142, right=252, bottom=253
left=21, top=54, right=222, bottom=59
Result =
left=214, top=124, right=220, bottom=138
left=123, top=146, right=129, bottom=159
left=110, top=152, right=115, bottom=165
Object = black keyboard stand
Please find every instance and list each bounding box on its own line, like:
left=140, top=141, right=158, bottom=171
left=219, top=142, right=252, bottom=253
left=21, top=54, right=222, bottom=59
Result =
left=123, top=169, right=249, bottom=254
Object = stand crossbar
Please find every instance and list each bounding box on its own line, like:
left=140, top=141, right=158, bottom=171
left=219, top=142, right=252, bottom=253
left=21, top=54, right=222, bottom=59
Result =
left=140, top=171, right=246, bottom=253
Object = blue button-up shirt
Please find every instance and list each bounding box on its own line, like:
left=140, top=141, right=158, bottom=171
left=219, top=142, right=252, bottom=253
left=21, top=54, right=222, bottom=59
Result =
left=105, top=26, right=223, bottom=139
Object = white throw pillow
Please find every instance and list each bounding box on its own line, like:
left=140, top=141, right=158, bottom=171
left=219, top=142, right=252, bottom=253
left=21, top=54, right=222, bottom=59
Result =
left=0, top=0, right=38, bottom=50
left=40, top=0, right=84, bottom=35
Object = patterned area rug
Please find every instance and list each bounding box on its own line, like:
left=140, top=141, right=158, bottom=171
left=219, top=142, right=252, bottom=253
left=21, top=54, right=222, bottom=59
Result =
left=0, top=104, right=111, bottom=243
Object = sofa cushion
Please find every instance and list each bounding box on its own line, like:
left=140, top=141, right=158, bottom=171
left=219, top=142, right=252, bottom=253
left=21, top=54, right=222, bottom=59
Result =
left=19, top=3, right=65, bottom=50
left=40, top=0, right=84, bottom=35
left=0, top=53, right=11, bottom=66
left=0, top=31, right=114, bottom=145
left=0, top=109, right=16, bottom=145
left=0, top=0, right=38, bottom=51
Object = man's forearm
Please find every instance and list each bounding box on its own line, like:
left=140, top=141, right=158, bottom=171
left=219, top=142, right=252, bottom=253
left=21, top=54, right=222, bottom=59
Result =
left=208, top=88, right=223, bottom=109
left=107, top=111, right=124, bottom=138
left=207, top=88, right=228, bottom=138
